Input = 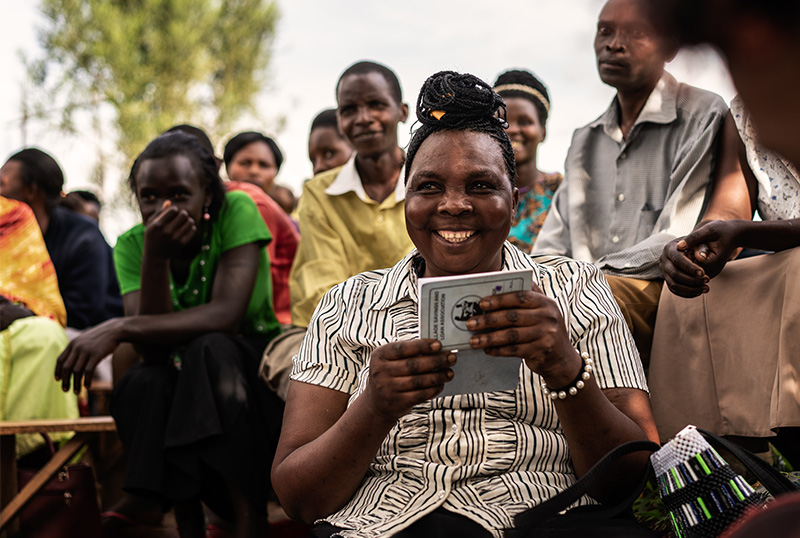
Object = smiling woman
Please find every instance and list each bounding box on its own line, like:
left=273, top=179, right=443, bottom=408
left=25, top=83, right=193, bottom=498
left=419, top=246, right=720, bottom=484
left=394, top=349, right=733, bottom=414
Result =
left=271, top=70, right=659, bottom=538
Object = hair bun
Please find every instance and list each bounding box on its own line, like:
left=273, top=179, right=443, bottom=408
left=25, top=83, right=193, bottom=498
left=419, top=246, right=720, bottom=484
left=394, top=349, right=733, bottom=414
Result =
left=416, top=71, right=507, bottom=129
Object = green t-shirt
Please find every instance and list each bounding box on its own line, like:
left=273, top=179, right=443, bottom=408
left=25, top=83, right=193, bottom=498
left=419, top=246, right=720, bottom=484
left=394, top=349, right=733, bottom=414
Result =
left=114, top=190, right=280, bottom=341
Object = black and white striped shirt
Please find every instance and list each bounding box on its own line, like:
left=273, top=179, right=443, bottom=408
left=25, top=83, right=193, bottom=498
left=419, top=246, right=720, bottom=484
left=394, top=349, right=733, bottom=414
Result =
left=291, top=243, right=648, bottom=537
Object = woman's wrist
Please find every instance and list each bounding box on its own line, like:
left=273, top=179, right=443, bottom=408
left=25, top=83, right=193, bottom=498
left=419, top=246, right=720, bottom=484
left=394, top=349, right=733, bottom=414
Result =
left=536, top=347, right=584, bottom=390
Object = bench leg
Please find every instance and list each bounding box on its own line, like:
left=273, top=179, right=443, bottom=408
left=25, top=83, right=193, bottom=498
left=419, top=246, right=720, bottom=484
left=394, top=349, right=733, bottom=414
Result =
left=0, top=434, right=19, bottom=537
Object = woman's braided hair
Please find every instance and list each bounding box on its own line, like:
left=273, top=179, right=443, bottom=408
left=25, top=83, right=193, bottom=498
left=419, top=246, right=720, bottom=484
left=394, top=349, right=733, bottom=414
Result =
left=404, top=71, right=516, bottom=185
left=129, top=132, right=227, bottom=220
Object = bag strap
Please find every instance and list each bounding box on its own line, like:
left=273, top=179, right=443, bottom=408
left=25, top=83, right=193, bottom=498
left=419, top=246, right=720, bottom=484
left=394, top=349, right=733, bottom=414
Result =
left=696, top=428, right=796, bottom=496
left=506, top=439, right=661, bottom=537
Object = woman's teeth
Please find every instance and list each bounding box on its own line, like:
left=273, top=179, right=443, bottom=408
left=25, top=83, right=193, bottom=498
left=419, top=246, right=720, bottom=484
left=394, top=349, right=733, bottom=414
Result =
left=437, top=230, right=475, bottom=243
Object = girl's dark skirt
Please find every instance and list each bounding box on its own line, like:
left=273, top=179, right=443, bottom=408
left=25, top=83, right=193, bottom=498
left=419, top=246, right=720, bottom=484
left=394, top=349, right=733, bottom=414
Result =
left=111, top=332, right=284, bottom=520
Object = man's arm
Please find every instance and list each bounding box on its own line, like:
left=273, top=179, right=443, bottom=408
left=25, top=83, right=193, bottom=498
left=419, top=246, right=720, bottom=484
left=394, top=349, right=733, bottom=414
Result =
left=598, top=102, right=732, bottom=279
left=531, top=144, right=574, bottom=256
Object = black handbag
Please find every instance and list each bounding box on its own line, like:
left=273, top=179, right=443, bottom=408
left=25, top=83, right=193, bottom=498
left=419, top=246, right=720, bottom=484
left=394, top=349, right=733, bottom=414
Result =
left=16, top=434, right=103, bottom=538
left=505, top=440, right=663, bottom=537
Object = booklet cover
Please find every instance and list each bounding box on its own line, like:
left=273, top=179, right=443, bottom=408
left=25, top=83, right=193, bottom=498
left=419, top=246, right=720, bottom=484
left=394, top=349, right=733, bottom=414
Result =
left=418, top=269, right=533, bottom=396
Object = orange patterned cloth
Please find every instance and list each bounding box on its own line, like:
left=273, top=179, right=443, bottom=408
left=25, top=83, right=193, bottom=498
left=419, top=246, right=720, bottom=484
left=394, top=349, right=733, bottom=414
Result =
left=0, top=196, right=67, bottom=327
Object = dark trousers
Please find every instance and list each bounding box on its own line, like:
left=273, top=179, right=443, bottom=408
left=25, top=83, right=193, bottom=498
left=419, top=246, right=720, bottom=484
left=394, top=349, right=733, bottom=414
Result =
left=111, top=332, right=284, bottom=519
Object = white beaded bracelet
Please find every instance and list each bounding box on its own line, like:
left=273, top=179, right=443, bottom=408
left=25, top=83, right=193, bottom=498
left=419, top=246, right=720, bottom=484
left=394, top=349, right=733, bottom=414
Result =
left=540, top=352, right=593, bottom=400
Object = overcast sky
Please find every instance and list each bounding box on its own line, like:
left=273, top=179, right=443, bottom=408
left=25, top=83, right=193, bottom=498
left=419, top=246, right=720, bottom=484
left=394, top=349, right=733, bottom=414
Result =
left=0, top=0, right=735, bottom=241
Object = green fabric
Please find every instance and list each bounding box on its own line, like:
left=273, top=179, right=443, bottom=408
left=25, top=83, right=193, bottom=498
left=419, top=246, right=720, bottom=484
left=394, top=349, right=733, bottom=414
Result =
left=114, top=190, right=280, bottom=340
left=0, top=316, right=79, bottom=457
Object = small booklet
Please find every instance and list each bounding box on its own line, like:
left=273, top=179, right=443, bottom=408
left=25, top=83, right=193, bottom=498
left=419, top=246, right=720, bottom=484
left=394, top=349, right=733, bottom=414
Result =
left=418, top=269, right=533, bottom=396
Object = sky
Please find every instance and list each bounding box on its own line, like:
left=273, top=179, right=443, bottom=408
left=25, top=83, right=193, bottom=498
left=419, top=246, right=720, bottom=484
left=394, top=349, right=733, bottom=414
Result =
left=0, top=0, right=736, bottom=242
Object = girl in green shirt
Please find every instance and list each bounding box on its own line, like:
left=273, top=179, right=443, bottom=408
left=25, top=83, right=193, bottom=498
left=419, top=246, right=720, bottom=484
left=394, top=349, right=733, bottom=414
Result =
left=55, top=132, right=282, bottom=537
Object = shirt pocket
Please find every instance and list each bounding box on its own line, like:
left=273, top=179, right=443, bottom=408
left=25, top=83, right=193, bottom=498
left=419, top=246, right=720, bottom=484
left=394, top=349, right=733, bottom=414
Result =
left=636, top=204, right=663, bottom=243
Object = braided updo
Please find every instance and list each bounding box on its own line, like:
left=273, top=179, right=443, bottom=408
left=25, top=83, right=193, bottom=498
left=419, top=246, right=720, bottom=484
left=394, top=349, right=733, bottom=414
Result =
left=404, top=71, right=516, bottom=185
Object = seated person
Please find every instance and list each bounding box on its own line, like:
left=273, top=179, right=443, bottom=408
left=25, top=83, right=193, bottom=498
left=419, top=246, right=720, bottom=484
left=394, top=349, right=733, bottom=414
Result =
left=307, top=108, right=353, bottom=176
left=493, top=69, right=563, bottom=251
left=222, top=131, right=283, bottom=197
left=0, top=196, right=78, bottom=458
left=54, top=132, right=284, bottom=537
left=289, top=61, right=415, bottom=327
left=650, top=95, right=800, bottom=464
left=272, top=71, right=658, bottom=538
left=168, top=124, right=300, bottom=326
left=532, top=0, right=732, bottom=365
left=0, top=148, right=123, bottom=330
left=222, top=131, right=300, bottom=326
left=270, top=184, right=297, bottom=216
left=61, top=189, right=102, bottom=222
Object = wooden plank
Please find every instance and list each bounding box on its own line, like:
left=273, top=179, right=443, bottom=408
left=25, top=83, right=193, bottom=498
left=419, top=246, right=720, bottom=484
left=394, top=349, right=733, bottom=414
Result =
left=0, top=434, right=88, bottom=530
left=0, top=416, right=116, bottom=435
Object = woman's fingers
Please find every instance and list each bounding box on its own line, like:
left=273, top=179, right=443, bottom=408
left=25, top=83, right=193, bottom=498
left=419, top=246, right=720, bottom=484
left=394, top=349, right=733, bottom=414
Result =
left=382, top=351, right=456, bottom=376
left=379, top=338, right=442, bottom=359
left=393, top=369, right=454, bottom=393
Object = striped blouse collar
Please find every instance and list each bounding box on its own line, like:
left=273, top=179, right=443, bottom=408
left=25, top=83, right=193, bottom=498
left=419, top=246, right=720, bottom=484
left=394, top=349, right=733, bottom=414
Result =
left=367, top=242, right=539, bottom=311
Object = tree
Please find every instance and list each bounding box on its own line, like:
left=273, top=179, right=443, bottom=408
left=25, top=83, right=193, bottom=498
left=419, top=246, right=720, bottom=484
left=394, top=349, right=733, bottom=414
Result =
left=27, top=0, right=279, bottom=172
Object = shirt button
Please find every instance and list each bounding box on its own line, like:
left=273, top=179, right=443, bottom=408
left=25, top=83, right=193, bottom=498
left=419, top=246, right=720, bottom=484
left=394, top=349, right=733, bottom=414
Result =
left=619, top=152, right=627, bottom=160
left=612, top=235, right=620, bottom=244
left=617, top=193, right=625, bottom=202
left=438, top=491, right=446, bottom=500
left=377, top=214, right=385, bottom=223
left=451, top=424, right=457, bottom=432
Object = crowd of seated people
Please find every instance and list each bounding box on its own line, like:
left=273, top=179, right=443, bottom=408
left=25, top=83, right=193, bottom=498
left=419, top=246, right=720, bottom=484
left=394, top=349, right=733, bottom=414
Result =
left=2, top=0, right=799, bottom=536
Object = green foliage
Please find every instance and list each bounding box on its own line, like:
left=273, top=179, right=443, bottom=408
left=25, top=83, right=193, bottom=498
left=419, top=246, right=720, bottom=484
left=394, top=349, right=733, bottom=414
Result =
left=29, top=0, right=279, bottom=165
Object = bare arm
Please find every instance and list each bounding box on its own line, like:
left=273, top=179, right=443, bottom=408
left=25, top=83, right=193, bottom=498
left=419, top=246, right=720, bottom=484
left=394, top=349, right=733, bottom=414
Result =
left=661, top=113, right=754, bottom=297
left=468, top=286, right=658, bottom=503
left=271, top=339, right=455, bottom=523
left=54, top=241, right=260, bottom=392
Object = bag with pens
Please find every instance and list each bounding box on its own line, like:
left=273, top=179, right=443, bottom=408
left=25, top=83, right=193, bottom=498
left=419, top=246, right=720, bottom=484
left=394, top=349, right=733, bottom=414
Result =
left=651, top=425, right=798, bottom=538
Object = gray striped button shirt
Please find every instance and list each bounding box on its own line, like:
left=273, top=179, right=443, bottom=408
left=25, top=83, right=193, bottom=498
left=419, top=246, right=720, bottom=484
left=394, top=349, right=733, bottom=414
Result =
left=533, top=72, right=728, bottom=280
left=291, top=243, right=647, bottom=537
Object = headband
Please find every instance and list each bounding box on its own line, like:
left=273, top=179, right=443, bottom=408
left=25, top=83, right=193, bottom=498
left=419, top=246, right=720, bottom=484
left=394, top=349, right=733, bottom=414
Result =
left=492, top=83, right=550, bottom=114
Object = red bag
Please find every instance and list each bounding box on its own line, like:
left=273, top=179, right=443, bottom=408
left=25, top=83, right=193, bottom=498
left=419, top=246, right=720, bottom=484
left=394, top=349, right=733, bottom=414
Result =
left=17, top=435, right=102, bottom=538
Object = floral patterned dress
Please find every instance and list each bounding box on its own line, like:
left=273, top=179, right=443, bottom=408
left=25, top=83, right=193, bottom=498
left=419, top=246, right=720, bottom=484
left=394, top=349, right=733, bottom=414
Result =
left=508, top=172, right=563, bottom=251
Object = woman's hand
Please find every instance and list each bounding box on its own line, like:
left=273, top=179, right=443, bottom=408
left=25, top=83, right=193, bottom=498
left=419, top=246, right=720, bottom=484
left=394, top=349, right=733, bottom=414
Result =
left=143, top=201, right=198, bottom=260
left=661, top=220, right=742, bottom=297
left=363, top=339, right=456, bottom=423
left=660, top=238, right=709, bottom=298
left=54, top=318, right=125, bottom=393
left=466, top=284, right=582, bottom=388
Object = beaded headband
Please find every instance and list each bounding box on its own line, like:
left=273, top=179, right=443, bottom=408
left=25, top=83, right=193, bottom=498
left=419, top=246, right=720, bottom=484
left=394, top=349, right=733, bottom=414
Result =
left=493, top=83, right=550, bottom=114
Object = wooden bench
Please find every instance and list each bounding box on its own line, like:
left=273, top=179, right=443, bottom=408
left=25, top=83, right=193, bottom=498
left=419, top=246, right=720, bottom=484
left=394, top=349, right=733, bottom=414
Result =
left=0, top=416, right=117, bottom=533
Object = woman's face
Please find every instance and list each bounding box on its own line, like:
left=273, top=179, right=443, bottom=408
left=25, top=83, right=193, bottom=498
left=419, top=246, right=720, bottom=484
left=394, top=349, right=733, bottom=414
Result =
left=226, top=141, right=278, bottom=193
left=0, top=160, right=28, bottom=203
left=504, top=97, right=545, bottom=166
left=135, top=154, right=210, bottom=230
left=405, top=130, right=518, bottom=278
left=308, top=126, right=353, bottom=176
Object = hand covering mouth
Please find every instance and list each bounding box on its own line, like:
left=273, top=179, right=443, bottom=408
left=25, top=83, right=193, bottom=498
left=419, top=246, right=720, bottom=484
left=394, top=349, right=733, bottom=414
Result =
left=436, top=230, right=476, bottom=243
